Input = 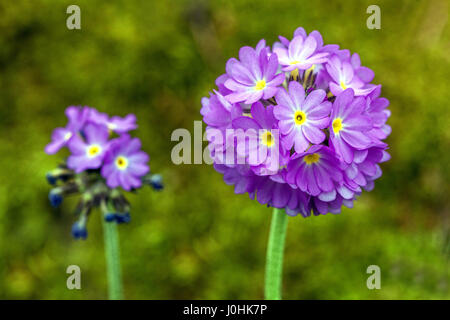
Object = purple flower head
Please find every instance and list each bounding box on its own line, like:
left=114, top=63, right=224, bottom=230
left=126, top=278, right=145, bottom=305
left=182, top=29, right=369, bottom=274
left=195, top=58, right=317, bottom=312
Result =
left=89, top=109, right=137, bottom=133
left=273, top=34, right=329, bottom=72
left=286, top=145, right=343, bottom=197
left=232, top=102, right=289, bottom=175
left=274, top=81, right=331, bottom=153
left=45, top=106, right=91, bottom=154
left=224, top=46, right=285, bottom=104
left=329, top=89, right=374, bottom=164
left=201, top=26, right=391, bottom=217
left=101, top=135, right=149, bottom=191
left=67, top=122, right=110, bottom=173
left=326, top=55, right=376, bottom=96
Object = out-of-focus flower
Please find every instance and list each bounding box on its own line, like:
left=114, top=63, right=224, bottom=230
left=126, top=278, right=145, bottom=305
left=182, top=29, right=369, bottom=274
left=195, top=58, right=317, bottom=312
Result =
left=274, top=35, right=329, bottom=72
left=45, top=106, right=162, bottom=239
left=101, top=135, right=150, bottom=191
left=45, top=106, right=91, bottom=154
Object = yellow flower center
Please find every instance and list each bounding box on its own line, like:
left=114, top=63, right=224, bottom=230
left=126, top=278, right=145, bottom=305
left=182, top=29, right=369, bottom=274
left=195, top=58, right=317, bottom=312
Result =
left=115, top=156, right=128, bottom=170
left=294, top=111, right=307, bottom=125
left=87, top=144, right=101, bottom=158
left=290, top=60, right=301, bottom=65
left=340, top=81, right=347, bottom=89
left=332, top=118, right=343, bottom=134
left=261, top=130, right=275, bottom=147
left=304, top=153, right=320, bottom=165
left=254, top=79, right=266, bottom=91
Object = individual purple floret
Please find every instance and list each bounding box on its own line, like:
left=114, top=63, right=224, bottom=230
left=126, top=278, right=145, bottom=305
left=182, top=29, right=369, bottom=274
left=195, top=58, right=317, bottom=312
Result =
left=276, top=27, right=339, bottom=55
left=329, top=89, right=373, bottom=164
left=101, top=135, right=150, bottom=191
left=67, top=122, right=110, bottom=173
left=224, top=46, right=285, bottom=104
left=201, top=26, right=391, bottom=217
left=364, top=85, right=391, bottom=141
left=232, top=102, right=289, bottom=175
left=326, top=55, right=376, bottom=96
left=201, top=91, right=242, bottom=131
left=201, top=91, right=244, bottom=166
left=273, top=81, right=331, bottom=153
left=285, top=145, right=343, bottom=197
left=274, top=35, right=329, bottom=72
left=45, top=106, right=91, bottom=154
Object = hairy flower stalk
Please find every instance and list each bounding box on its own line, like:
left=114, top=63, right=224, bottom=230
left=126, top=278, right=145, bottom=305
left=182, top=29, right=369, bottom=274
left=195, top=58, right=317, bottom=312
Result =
left=45, top=106, right=163, bottom=299
left=201, top=27, right=391, bottom=298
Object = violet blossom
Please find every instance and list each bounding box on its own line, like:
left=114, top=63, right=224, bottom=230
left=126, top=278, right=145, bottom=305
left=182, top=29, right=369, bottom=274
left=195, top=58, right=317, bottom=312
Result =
left=201, top=26, right=391, bottom=218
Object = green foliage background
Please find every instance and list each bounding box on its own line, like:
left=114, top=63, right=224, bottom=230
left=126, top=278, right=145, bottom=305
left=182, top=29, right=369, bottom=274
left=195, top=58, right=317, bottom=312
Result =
left=0, top=0, right=448, bottom=299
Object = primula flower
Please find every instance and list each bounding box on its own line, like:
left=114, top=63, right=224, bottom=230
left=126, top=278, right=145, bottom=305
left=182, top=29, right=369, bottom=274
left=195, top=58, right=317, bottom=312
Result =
left=101, top=135, right=150, bottom=191
left=45, top=106, right=162, bottom=239
left=224, top=46, right=285, bottom=104
left=274, top=81, right=331, bottom=153
left=329, top=88, right=373, bottom=164
left=201, top=26, right=391, bottom=218
left=285, top=145, right=343, bottom=197
left=326, top=55, right=375, bottom=96
left=201, top=26, right=391, bottom=300
left=273, top=35, right=329, bottom=72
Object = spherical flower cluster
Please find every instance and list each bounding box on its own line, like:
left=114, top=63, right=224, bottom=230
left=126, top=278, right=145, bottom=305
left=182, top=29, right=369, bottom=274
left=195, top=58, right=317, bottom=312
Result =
left=201, top=27, right=391, bottom=217
left=45, top=106, right=163, bottom=239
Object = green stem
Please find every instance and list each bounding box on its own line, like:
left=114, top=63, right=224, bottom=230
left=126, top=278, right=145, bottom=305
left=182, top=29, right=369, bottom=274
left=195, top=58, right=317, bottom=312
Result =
left=102, top=218, right=123, bottom=300
left=264, top=208, right=289, bottom=300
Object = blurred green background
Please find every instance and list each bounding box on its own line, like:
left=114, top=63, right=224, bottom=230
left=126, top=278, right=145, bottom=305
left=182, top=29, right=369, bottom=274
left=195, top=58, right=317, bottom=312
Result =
left=0, top=0, right=448, bottom=299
